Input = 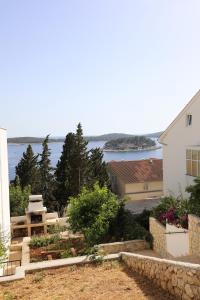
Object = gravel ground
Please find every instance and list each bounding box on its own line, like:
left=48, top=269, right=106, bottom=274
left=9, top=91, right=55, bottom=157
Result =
left=0, top=261, right=173, bottom=300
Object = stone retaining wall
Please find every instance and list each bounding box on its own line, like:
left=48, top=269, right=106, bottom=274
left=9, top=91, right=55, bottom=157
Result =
left=149, top=217, right=170, bottom=257
left=97, top=240, right=149, bottom=254
left=122, top=252, right=200, bottom=300
left=189, top=214, right=200, bottom=256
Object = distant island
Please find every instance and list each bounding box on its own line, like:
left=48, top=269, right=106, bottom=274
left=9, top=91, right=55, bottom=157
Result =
left=104, top=136, right=160, bottom=152
left=7, top=131, right=163, bottom=144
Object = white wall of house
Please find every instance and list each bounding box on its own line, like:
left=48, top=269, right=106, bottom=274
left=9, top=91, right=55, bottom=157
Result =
left=0, top=128, right=10, bottom=237
left=166, top=224, right=189, bottom=257
left=160, top=90, right=200, bottom=198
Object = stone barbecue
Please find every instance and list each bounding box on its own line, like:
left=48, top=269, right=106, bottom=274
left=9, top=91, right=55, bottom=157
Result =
left=26, top=195, right=47, bottom=226
left=11, top=195, right=67, bottom=238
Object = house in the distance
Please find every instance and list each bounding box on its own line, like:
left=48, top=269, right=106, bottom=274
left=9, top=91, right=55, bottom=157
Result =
left=159, top=89, right=200, bottom=198
left=107, top=158, right=163, bottom=201
left=0, top=128, right=10, bottom=237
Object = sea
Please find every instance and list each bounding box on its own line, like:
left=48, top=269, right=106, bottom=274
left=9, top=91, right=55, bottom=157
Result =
left=8, top=140, right=163, bottom=181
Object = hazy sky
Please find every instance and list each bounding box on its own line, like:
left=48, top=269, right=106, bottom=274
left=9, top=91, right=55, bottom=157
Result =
left=1, top=0, right=200, bottom=137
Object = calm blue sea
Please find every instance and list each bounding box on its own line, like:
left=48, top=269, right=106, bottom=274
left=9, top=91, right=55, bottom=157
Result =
left=8, top=141, right=162, bottom=181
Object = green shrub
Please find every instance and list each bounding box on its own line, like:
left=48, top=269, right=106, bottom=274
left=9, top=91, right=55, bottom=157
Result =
left=86, top=246, right=105, bottom=264
left=29, top=234, right=60, bottom=249
left=134, top=209, right=152, bottom=230
left=0, top=232, right=8, bottom=265
left=186, top=177, right=200, bottom=216
left=10, top=182, right=31, bottom=216
left=47, top=224, right=67, bottom=234
left=152, top=196, right=191, bottom=229
left=60, top=250, right=72, bottom=259
left=68, top=183, right=120, bottom=246
left=109, top=206, right=152, bottom=242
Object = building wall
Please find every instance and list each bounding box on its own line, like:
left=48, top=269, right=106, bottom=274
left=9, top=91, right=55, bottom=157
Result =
left=124, top=181, right=163, bottom=201
left=0, top=128, right=10, bottom=237
left=161, top=92, right=200, bottom=198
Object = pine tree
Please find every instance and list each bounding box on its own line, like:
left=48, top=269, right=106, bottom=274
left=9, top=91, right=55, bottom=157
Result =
left=39, top=135, right=55, bottom=211
left=88, top=148, right=110, bottom=188
left=54, top=132, right=76, bottom=215
left=15, top=144, right=39, bottom=193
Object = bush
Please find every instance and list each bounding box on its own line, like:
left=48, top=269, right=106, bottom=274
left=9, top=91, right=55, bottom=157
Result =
left=68, top=183, right=153, bottom=247
left=186, top=177, right=200, bottom=216
left=10, top=182, right=31, bottom=216
left=152, top=197, right=191, bottom=229
left=68, top=183, right=121, bottom=246
left=109, top=205, right=152, bottom=243
left=29, top=234, right=60, bottom=249
left=47, top=224, right=67, bottom=234
left=0, top=232, right=7, bottom=265
left=134, top=209, right=152, bottom=231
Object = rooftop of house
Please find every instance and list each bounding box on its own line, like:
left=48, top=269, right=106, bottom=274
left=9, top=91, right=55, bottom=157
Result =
left=107, top=158, right=163, bottom=184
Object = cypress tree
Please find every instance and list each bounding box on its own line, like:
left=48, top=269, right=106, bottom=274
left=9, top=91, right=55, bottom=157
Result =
left=39, top=135, right=55, bottom=211
left=72, top=123, right=88, bottom=194
left=15, top=144, right=39, bottom=193
left=88, top=148, right=110, bottom=188
left=54, top=132, right=76, bottom=215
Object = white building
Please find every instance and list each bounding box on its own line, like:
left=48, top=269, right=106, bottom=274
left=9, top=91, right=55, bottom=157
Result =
left=159, top=90, right=200, bottom=198
left=0, top=128, right=10, bottom=237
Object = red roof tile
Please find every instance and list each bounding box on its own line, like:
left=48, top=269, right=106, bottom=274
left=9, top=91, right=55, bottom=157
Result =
left=107, top=159, right=163, bottom=184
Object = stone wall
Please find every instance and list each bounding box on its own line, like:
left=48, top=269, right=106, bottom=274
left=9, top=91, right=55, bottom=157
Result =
left=122, top=252, right=200, bottom=300
left=149, top=217, right=170, bottom=258
left=189, top=214, right=200, bottom=256
left=97, top=240, right=149, bottom=254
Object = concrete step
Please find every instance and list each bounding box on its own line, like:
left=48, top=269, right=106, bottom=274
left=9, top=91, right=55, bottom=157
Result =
left=10, top=244, right=22, bottom=251
left=9, top=251, right=22, bottom=261
left=3, top=264, right=16, bottom=276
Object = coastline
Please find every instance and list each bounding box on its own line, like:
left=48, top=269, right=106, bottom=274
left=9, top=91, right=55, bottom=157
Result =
left=103, top=146, right=162, bottom=152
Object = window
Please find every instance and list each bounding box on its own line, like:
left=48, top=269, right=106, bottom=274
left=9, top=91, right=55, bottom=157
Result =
left=186, top=114, right=192, bottom=126
left=144, top=182, right=149, bottom=191
left=186, top=149, right=200, bottom=176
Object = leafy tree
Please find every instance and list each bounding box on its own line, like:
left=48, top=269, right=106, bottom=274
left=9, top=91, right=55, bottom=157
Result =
left=54, top=132, right=76, bottom=215
left=68, top=183, right=121, bottom=246
left=10, top=176, right=31, bottom=216
left=38, top=135, right=55, bottom=211
left=15, top=144, right=39, bottom=193
left=87, top=148, right=110, bottom=188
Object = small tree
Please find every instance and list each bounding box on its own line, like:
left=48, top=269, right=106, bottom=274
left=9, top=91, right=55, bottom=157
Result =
left=15, top=144, right=39, bottom=193
left=68, top=183, right=120, bottom=246
left=10, top=177, right=31, bottom=216
left=87, top=148, right=110, bottom=188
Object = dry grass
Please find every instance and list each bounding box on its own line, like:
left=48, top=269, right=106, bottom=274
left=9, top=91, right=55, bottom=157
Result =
left=0, top=261, right=172, bottom=300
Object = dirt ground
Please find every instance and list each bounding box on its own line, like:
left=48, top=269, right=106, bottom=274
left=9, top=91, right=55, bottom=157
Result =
left=0, top=261, right=173, bottom=300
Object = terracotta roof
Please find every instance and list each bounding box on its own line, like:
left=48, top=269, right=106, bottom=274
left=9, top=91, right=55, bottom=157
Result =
left=107, top=159, right=163, bottom=184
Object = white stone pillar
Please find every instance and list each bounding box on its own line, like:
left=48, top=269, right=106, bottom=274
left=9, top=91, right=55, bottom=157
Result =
left=0, top=128, right=10, bottom=239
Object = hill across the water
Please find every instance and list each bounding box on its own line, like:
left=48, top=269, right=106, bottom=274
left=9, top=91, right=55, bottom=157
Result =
left=8, top=131, right=163, bottom=144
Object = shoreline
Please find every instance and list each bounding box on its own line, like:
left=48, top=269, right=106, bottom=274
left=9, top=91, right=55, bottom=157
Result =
left=103, top=146, right=162, bottom=152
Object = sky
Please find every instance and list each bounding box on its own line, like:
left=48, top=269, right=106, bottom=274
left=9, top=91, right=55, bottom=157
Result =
left=1, top=0, right=200, bottom=137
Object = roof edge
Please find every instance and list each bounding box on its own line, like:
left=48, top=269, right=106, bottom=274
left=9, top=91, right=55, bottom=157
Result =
left=159, top=89, right=200, bottom=144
